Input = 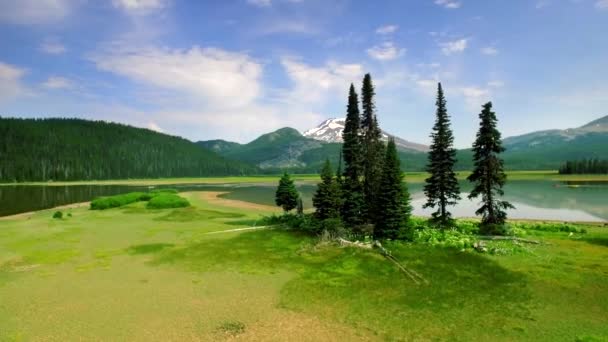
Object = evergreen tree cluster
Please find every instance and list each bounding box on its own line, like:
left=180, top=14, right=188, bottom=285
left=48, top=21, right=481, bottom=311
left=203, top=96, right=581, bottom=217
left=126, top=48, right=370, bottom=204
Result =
left=558, top=159, right=608, bottom=174
left=294, top=77, right=515, bottom=239
left=0, top=117, right=254, bottom=181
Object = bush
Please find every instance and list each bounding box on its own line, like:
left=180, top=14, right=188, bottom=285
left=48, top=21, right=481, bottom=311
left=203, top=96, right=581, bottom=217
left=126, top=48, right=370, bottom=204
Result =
left=90, top=192, right=148, bottom=210
left=52, top=211, right=63, bottom=219
left=90, top=190, right=181, bottom=210
left=413, top=228, right=477, bottom=250
left=146, top=194, right=190, bottom=209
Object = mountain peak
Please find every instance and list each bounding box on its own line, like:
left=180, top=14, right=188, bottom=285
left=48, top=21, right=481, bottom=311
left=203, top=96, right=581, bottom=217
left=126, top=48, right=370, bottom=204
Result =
left=579, top=115, right=608, bottom=132
left=303, top=117, right=429, bottom=152
left=303, top=118, right=345, bottom=142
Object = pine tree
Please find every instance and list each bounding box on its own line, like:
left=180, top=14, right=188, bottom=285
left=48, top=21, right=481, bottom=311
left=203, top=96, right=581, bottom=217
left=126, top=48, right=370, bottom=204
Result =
left=312, top=159, right=342, bottom=220
left=360, top=74, right=385, bottom=223
left=467, top=102, right=514, bottom=234
left=275, top=172, right=299, bottom=212
left=341, top=84, right=365, bottom=227
left=336, top=151, right=343, bottom=186
left=423, top=83, right=461, bottom=228
left=375, top=139, right=412, bottom=240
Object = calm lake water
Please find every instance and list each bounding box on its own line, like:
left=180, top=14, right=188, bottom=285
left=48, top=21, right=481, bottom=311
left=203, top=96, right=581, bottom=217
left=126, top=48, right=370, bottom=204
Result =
left=0, top=180, right=606, bottom=222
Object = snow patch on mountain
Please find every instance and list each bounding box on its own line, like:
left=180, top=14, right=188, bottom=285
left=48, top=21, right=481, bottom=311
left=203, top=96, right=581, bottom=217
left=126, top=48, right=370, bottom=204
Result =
left=303, top=117, right=429, bottom=152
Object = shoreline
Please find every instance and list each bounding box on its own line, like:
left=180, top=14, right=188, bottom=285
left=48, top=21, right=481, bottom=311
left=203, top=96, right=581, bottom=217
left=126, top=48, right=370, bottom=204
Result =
left=2, top=172, right=608, bottom=187
left=0, top=201, right=90, bottom=221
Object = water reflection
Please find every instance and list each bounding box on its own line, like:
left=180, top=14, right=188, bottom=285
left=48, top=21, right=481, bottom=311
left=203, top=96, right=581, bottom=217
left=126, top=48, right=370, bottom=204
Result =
left=0, top=180, right=606, bottom=222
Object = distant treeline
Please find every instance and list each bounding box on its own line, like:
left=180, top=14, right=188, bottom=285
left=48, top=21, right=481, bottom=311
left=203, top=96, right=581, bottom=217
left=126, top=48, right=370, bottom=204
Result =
left=558, top=159, right=608, bottom=174
left=0, top=117, right=256, bottom=182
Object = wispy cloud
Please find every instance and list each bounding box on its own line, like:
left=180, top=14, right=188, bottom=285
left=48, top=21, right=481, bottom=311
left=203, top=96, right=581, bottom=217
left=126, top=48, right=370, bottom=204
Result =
left=440, top=38, right=468, bottom=55
left=488, top=80, right=504, bottom=88
left=0, top=62, right=27, bottom=103
left=596, top=0, right=608, bottom=9
left=434, top=0, right=462, bottom=9
left=255, top=20, right=318, bottom=35
left=376, top=24, right=398, bottom=34
left=480, top=46, right=498, bottom=55
left=247, top=0, right=272, bottom=7
left=112, top=0, right=168, bottom=15
left=366, top=42, right=405, bottom=61
left=90, top=44, right=263, bottom=108
left=42, top=76, right=73, bottom=89
left=147, top=122, right=164, bottom=133
left=40, top=39, right=67, bottom=55
left=0, top=0, right=73, bottom=25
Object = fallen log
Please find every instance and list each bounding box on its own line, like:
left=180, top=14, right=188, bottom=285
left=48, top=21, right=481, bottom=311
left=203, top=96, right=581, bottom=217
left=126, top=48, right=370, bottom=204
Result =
left=337, top=238, right=428, bottom=285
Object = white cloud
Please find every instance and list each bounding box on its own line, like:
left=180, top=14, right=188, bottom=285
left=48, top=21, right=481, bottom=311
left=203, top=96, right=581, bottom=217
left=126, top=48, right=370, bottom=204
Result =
left=147, top=122, right=164, bottom=133
left=0, top=0, right=73, bottom=24
left=40, top=39, right=67, bottom=55
left=42, top=76, right=73, bottom=89
left=280, top=57, right=364, bottom=104
left=256, top=20, right=318, bottom=35
left=0, top=62, right=27, bottom=103
left=90, top=45, right=262, bottom=108
left=247, top=0, right=272, bottom=6
left=246, top=0, right=303, bottom=7
left=434, top=0, right=461, bottom=9
left=488, top=80, right=504, bottom=88
left=440, top=38, right=468, bottom=55
left=460, top=86, right=490, bottom=108
left=376, top=25, right=399, bottom=35
left=366, top=42, right=406, bottom=61
left=112, top=0, right=168, bottom=14
left=480, top=47, right=499, bottom=55
left=596, top=0, right=608, bottom=9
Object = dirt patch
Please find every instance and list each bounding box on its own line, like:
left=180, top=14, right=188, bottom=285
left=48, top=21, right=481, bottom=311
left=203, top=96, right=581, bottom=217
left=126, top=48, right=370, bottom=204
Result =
left=194, top=192, right=280, bottom=212
left=218, top=310, right=378, bottom=341
left=0, top=201, right=90, bottom=221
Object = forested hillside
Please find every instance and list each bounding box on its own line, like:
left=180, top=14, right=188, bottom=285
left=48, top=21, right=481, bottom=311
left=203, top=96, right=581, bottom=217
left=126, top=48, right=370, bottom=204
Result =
left=0, top=118, right=256, bottom=182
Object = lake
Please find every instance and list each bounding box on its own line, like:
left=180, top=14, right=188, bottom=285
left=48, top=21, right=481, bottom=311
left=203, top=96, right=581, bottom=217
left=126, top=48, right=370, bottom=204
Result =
left=0, top=180, right=606, bottom=222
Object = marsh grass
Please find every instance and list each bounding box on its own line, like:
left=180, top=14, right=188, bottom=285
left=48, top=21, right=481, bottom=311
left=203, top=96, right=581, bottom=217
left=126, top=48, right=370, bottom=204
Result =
left=154, top=207, right=243, bottom=222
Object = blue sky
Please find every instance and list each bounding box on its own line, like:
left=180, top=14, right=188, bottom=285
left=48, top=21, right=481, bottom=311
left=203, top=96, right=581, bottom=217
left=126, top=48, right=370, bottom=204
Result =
left=0, top=0, right=607, bottom=147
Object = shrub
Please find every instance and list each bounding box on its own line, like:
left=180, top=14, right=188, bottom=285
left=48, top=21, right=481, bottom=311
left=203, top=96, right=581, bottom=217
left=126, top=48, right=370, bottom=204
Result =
left=413, top=228, right=477, bottom=250
left=90, top=192, right=147, bottom=210
left=146, top=194, right=190, bottom=209
left=52, top=211, right=63, bottom=219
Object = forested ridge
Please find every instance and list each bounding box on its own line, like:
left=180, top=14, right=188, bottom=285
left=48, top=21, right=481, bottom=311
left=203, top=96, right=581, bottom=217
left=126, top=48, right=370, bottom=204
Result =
left=0, top=117, right=256, bottom=182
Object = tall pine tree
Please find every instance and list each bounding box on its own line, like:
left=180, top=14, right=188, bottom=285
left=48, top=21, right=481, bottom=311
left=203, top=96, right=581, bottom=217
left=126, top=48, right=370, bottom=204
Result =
left=313, top=159, right=342, bottom=220
left=341, top=84, right=365, bottom=227
left=423, top=83, right=461, bottom=228
left=467, top=102, right=514, bottom=234
left=275, top=172, right=300, bottom=212
left=360, top=74, right=385, bottom=223
left=375, top=139, right=412, bottom=240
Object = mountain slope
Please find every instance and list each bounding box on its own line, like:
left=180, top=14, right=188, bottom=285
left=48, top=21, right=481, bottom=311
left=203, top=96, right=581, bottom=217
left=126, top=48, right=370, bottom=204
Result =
left=303, top=117, right=429, bottom=152
left=0, top=117, right=255, bottom=182
left=198, top=126, right=428, bottom=172
left=498, top=115, right=608, bottom=169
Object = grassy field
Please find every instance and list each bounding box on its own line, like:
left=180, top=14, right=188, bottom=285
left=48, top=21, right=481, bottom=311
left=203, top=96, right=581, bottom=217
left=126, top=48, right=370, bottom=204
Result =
left=1, top=171, right=608, bottom=187
left=1, top=192, right=607, bottom=341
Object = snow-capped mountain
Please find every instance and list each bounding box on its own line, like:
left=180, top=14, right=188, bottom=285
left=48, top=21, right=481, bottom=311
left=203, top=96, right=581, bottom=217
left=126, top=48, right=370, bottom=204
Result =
left=303, top=118, right=430, bottom=152
left=303, top=118, right=346, bottom=143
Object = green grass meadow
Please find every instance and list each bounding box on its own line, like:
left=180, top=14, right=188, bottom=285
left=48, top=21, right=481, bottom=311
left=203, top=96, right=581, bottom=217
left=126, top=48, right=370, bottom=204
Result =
left=1, top=191, right=608, bottom=341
